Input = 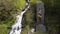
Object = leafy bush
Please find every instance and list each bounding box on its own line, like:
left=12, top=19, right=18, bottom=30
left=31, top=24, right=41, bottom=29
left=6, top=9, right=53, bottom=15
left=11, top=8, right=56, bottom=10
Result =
left=0, top=0, right=26, bottom=34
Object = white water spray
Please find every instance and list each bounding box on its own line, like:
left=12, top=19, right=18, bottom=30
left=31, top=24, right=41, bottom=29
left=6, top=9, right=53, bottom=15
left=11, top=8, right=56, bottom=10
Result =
left=9, top=0, right=30, bottom=34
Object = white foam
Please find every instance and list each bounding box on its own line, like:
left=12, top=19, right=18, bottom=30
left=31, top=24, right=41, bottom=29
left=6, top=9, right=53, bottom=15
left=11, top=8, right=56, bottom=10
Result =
left=9, top=0, right=30, bottom=34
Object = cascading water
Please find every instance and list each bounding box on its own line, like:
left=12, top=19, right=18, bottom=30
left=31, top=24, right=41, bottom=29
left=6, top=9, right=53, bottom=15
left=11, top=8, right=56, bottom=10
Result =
left=9, top=0, right=30, bottom=34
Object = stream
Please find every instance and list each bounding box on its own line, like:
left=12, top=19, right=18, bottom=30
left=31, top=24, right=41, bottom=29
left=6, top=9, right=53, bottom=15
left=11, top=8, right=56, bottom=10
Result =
left=9, top=0, right=30, bottom=34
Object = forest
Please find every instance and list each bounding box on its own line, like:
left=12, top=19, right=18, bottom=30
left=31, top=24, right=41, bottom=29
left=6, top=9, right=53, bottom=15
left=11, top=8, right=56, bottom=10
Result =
left=0, top=0, right=60, bottom=34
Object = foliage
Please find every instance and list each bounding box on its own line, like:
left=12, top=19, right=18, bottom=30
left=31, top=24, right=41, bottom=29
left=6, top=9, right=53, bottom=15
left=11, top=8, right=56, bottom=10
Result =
left=22, top=0, right=60, bottom=34
left=21, top=25, right=30, bottom=34
left=0, top=0, right=60, bottom=34
left=42, top=0, right=60, bottom=34
left=0, top=0, right=26, bottom=34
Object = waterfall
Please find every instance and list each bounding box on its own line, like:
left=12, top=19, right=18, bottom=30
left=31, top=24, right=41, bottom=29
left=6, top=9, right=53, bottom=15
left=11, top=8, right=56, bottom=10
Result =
left=9, top=0, right=30, bottom=34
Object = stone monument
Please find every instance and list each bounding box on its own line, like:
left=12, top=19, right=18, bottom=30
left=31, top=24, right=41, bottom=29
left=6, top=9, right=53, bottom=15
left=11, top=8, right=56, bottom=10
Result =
left=36, top=1, right=46, bottom=32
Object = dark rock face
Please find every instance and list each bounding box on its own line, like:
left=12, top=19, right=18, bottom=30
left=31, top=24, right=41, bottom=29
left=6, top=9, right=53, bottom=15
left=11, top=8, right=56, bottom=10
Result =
left=36, top=2, right=46, bottom=32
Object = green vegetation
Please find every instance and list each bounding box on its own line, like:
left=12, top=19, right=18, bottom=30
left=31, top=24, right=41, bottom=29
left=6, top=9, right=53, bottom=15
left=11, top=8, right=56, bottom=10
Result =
left=0, top=0, right=26, bottom=34
left=21, top=25, right=30, bottom=34
left=42, top=0, right=60, bottom=34
left=0, top=0, right=60, bottom=34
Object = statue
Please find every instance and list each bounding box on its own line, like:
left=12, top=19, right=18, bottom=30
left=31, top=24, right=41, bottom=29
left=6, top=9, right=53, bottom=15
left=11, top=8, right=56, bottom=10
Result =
left=37, top=8, right=42, bottom=20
